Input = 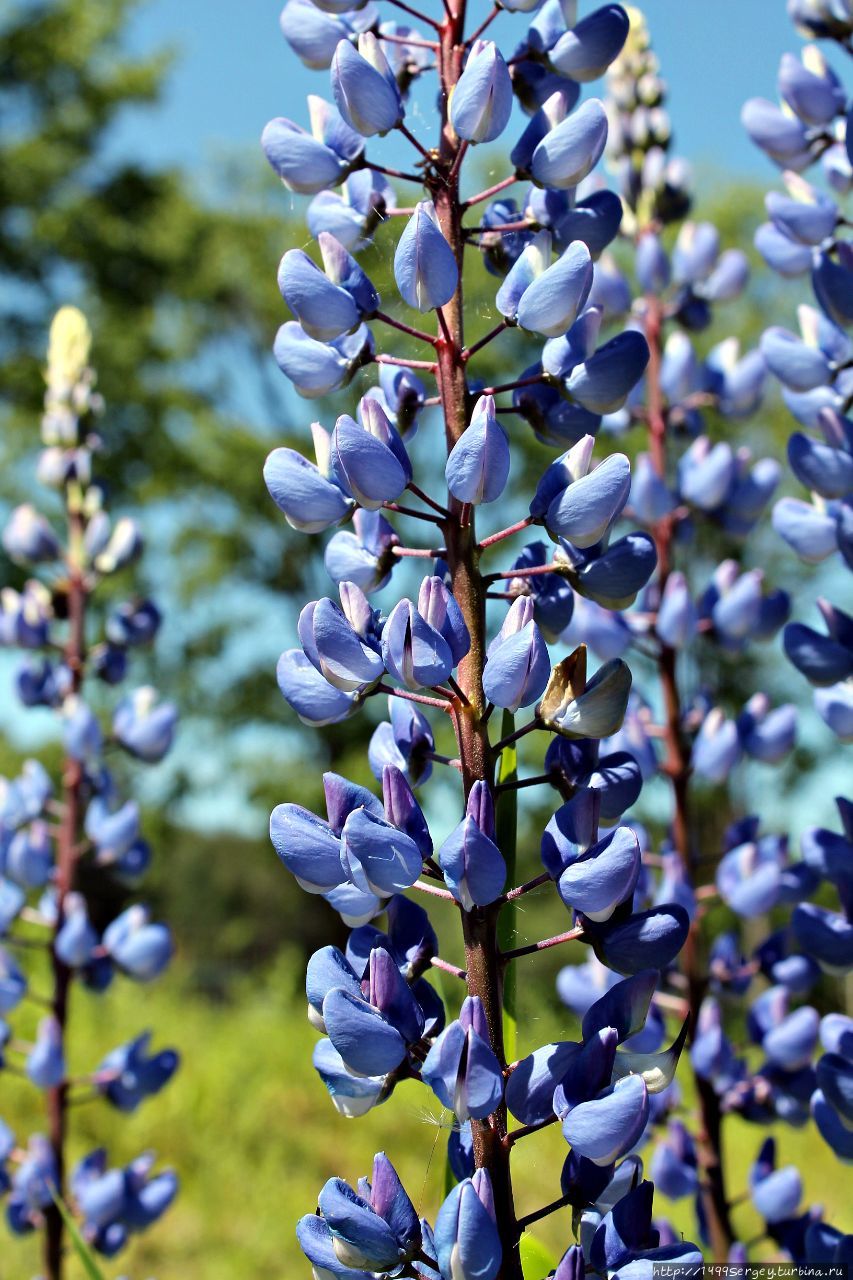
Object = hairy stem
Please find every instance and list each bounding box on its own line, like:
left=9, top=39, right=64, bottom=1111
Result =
left=643, top=296, right=734, bottom=1260
left=45, top=511, right=87, bottom=1280
left=431, top=7, right=521, bottom=1276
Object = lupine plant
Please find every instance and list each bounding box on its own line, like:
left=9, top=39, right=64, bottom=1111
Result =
left=0, top=308, right=178, bottom=1277
left=261, top=1, right=852, bottom=1277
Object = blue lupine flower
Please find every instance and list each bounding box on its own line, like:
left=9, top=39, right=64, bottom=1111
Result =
left=5, top=820, right=52, bottom=889
left=307, top=1153, right=420, bottom=1271
left=26, top=1016, right=65, bottom=1089
left=778, top=47, right=845, bottom=124
left=368, top=696, right=435, bottom=785
left=589, top=1178, right=703, bottom=1275
left=750, top=1138, right=804, bottom=1224
left=761, top=326, right=832, bottom=392
left=450, top=40, right=512, bottom=144
left=716, top=827, right=787, bottom=916
left=54, top=892, right=98, bottom=968
left=330, top=408, right=410, bottom=510
left=299, top=583, right=384, bottom=693
left=650, top=1120, right=698, bottom=1200
left=438, top=781, right=506, bottom=909
left=500, top=235, right=594, bottom=338
left=737, top=693, right=797, bottom=763
left=325, top=509, right=399, bottom=593
left=394, top=202, right=459, bottom=312
left=264, top=423, right=354, bottom=533
left=382, top=596, right=454, bottom=690
left=96, top=1031, right=179, bottom=1112
left=271, top=770, right=380, bottom=893
left=572, top=532, right=657, bottom=610
left=783, top=600, right=853, bottom=685
left=741, top=97, right=810, bottom=169
left=262, top=95, right=364, bottom=193
left=816, top=1053, right=853, bottom=1123
left=812, top=249, right=853, bottom=328
left=530, top=96, right=609, bottom=189
left=340, top=790, right=425, bottom=897
left=532, top=436, right=631, bottom=547
left=73, top=1149, right=177, bottom=1255
left=635, top=232, right=671, bottom=295
left=308, top=169, right=396, bottom=252
left=0, top=947, right=27, bottom=1014
left=506, top=542, right=575, bottom=640
left=422, top=995, right=503, bottom=1121
left=418, top=576, right=470, bottom=665
left=548, top=5, right=630, bottom=81
left=655, top=572, right=696, bottom=649
left=312, top=1037, right=387, bottom=1119
left=692, top=708, right=741, bottom=785
left=766, top=177, right=838, bottom=247
left=792, top=903, right=853, bottom=975
left=559, top=1072, right=649, bottom=1166
left=2, top=505, right=61, bottom=565
left=558, top=824, right=641, bottom=923
left=113, top=687, right=177, bottom=763
left=566, top=330, right=651, bottom=414
left=278, top=233, right=379, bottom=341
left=322, top=945, right=425, bottom=1074
left=445, top=395, right=510, bottom=504
left=102, top=905, right=172, bottom=981
left=585, top=903, right=691, bottom=976
left=331, top=33, right=403, bottom=136
left=812, top=1086, right=853, bottom=1159
left=433, top=1170, right=502, bottom=1280
left=63, top=697, right=102, bottom=763
left=6, top=1135, right=56, bottom=1235
left=277, top=649, right=360, bottom=725
left=273, top=321, right=374, bottom=398
left=0, top=582, right=52, bottom=650
left=279, top=0, right=377, bottom=71
left=483, top=597, right=551, bottom=712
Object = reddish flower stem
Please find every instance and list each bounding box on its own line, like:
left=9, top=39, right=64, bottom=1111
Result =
left=44, top=510, right=87, bottom=1280
left=500, top=926, right=584, bottom=962
left=643, top=295, right=734, bottom=1260
left=431, top=6, right=523, bottom=1274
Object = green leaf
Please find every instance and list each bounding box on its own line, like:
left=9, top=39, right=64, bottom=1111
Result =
left=520, top=1232, right=559, bottom=1280
left=48, top=1187, right=106, bottom=1280
left=495, top=709, right=518, bottom=1063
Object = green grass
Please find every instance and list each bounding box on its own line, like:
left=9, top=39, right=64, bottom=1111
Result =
left=4, top=949, right=851, bottom=1279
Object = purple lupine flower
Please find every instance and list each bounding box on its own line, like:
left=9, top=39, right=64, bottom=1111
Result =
left=433, top=1170, right=502, bottom=1280
left=483, top=597, right=551, bottom=712
left=438, top=782, right=506, bottom=909
left=306, top=1154, right=420, bottom=1271
left=422, top=995, right=503, bottom=1121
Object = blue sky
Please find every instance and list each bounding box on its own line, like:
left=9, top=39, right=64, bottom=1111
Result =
left=110, top=0, right=799, bottom=187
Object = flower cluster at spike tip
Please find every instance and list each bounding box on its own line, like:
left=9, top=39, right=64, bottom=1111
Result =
left=0, top=308, right=178, bottom=1271
left=260, top=2, right=852, bottom=1279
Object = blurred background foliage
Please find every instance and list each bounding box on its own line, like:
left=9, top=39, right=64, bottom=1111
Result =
left=0, top=0, right=848, bottom=1276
